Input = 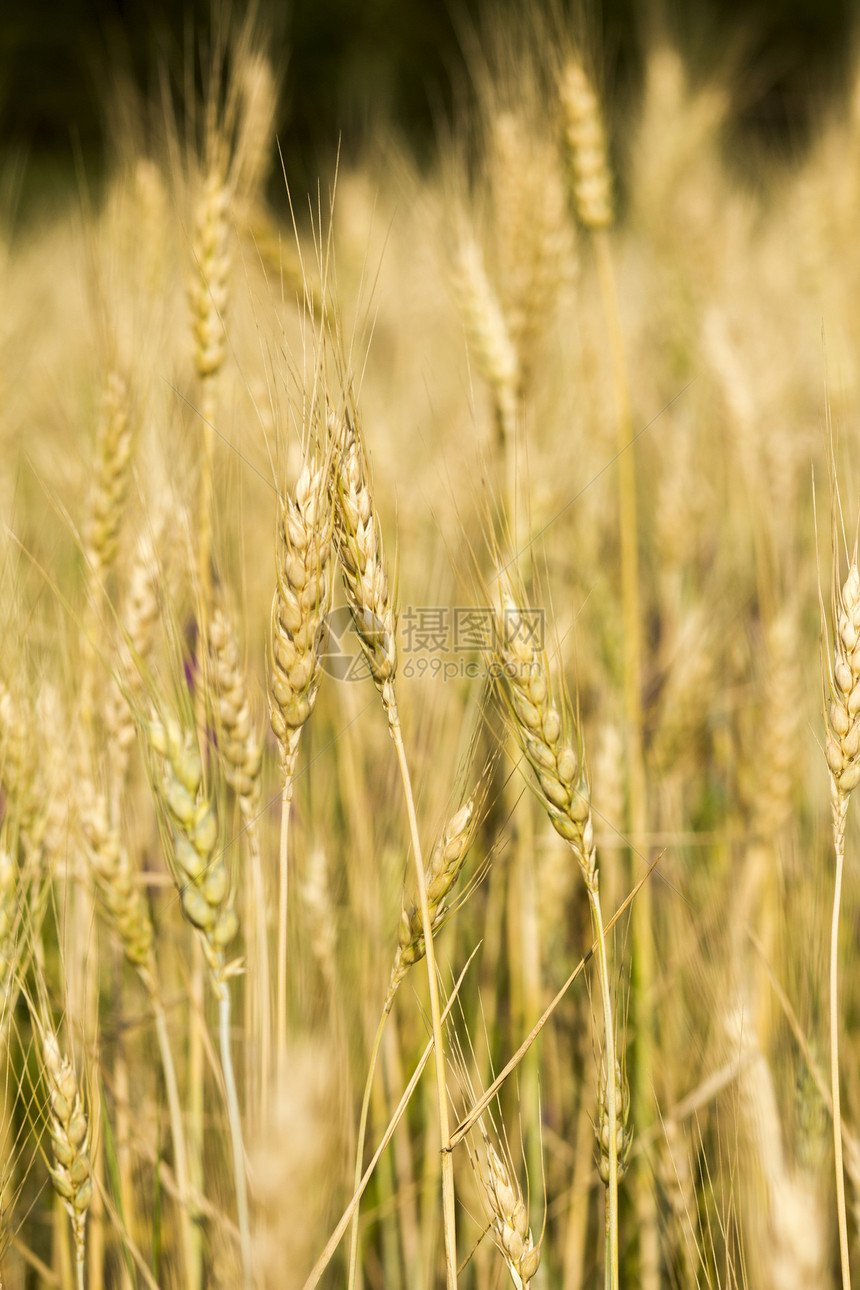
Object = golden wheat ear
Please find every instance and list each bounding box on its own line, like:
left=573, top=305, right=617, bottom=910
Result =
left=269, top=455, right=333, bottom=786
left=559, top=57, right=614, bottom=232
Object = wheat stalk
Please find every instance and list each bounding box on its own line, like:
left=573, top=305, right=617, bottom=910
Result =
left=79, top=783, right=196, bottom=1290
left=269, top=453, right=333, bottom=1082
left=823, top=543, right=860, bottom=1290
left=347, top=790, right=479, bottom=1288
left=210, top=602, right=269, bottom=1119
left=561, top=52, right=658, bottom=1285
left=490, top=568, right=622, bottom=1290
left=331, top=398, right=459, bottom=1289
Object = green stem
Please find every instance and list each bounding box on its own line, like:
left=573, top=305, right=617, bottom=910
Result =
left=593, top=224, right=656, bottom=1289
left=219, top=989, right=253, bottom=1290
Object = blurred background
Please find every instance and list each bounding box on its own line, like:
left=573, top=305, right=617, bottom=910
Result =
left=1, top=0, right=858, bottom=205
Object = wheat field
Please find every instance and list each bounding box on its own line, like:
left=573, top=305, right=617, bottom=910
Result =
left=0, top=5, right=857, bottom=1288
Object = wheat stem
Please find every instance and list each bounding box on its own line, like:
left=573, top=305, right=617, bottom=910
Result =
left=390, top=718, right=458, bottom=1290
left=302, top=953, right=476, bottom=1290
left=152, top=996, right=196, bottom=1290
left=593, top=223, right=657, bottom=1290
left=347, top=1000, right=393, bottom=1290
left=219, top=989, right=253, bottom=1290
left=188, top=946, right=205, bottom=1290
left=244, top=815, right=270, bottom=1125
left=277, top=785, right=292, bottom=1087
left=831, top=784, right=852, bottom=1290
left=589, top=888, right=619, bottom=1290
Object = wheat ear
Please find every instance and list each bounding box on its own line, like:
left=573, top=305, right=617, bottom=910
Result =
left=42, top=1031, right=92, bottom=1290
left=331, top=407, right=398, bottom=711
left=147, top=714, right=238, bottom=982
left=388, top=796, right=477, bottom=1004
left=80, top=788, right=154, bottom=977
left=103, top=523, right=162, bottom=816
left=449, top=1032, right=543, bottom=1290
left=560, top=59, right=613, bottom=232
left=488, top=110, right=572, bottom=395
left=233, top=50, right=278, bottom=212
left=478, top=1136, right=542, bottom=1289
left=210, top=602, right=269, bottom=1120
left=453, top=233, right=519, bottom=460
left=0, top=680, right=44, bottom=860
left=596, top=1052, right=633, bottom=1281
left=84, top=368, right=134, bottom=593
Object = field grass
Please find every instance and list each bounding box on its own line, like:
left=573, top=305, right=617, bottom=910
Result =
left=0, top=6, right=857, bottom=1288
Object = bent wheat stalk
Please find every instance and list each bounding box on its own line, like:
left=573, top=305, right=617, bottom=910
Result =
left=347, top=794, right=478, bottom=1289
left=80, top=786, right=196, bottom=1290
left=823, top=546, right=860, bottom=1290
left=490, top=570, right=621, bottom=1290
left=562, top=54, right=656, bottom=1288
left=269, top=455, right=333, bottom=1082
left=331, top=401, right=458, bottom=1289
left=303, top=951, right=478, bottom=1290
